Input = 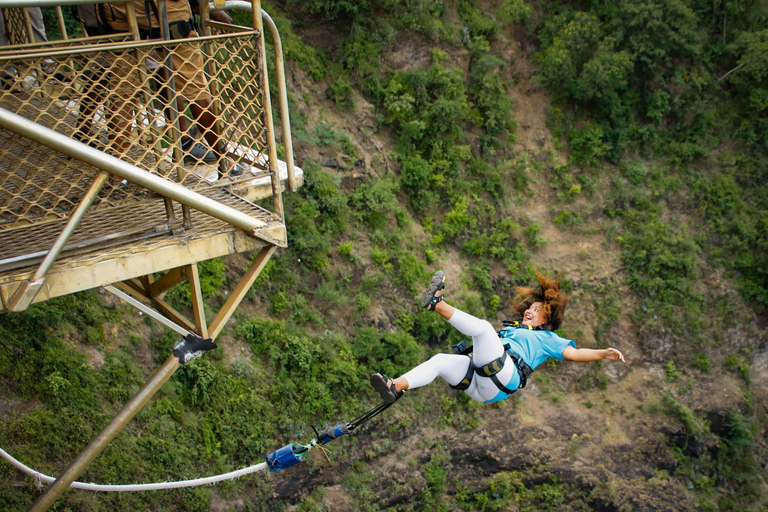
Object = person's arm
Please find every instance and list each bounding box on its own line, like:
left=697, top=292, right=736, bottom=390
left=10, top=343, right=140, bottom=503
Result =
left=562, top=346, right=625, bottom=363
left=208, top=9, right=233, bottom=24
left=190, top=0, right=233, bottom=24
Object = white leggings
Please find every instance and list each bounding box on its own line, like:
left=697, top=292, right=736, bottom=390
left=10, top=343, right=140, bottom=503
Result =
left=400, top=308, right=517, bottom=402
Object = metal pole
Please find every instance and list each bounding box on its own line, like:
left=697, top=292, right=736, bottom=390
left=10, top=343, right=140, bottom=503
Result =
left=156, top=0, right=185, bottom=170
left=105, top=285, right=191, bottom=337
left=7, top=172, right=110, bottom=311
left=188, top=263, right=209, bottom=338
left=28, top=172, right=109, bottom=282
left=252, top=0, right=283, bottom=219
left=28, top=355, right=181, bottom=512
left=54, top=6, right=67, bottom=39
left=261, top=10, right=297, bottom=192
left=0, top=0, right=141, bottom=7
left=208, top=2, right=296, bottom=193
left=208, top=245, right=273, bottom=339
left=0, top=107, right=267, bottom=234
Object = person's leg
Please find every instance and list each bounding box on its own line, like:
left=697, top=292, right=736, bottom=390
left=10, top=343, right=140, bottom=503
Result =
left=74, top=57, right=111, bottom=144
left=396, top=353, right=471, bottom=391
left=104, top=57, right=139, bottom=166
left=0, top=10, right=13, bottom=88
left=425, top=270, right=504, bottom=365
left=0, top=9, right=9, bottom=47
left=171, top=39, right=238, bottom=171
left=27, top=8, right=47, bottom=43
left=373, top=271, right=506, bottom=403
left=373, top=353, right=479, bottom=403
left=444, top=308, right=504, bottom=365
left=189, top=97, right=218, bottom=152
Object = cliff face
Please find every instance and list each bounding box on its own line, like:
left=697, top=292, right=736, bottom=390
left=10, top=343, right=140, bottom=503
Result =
left=1, top=2, right=766, bottom=511
left=253, top=2, right=768, bottom=511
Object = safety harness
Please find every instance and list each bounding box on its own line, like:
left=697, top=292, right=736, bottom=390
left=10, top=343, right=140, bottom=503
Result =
left=449, top=321, right=536, bottom=396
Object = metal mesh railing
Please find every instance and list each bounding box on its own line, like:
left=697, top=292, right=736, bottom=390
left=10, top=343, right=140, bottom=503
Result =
left=1, top=7, right=29, bottom=45
left=0, top=27, right=271, bottom=231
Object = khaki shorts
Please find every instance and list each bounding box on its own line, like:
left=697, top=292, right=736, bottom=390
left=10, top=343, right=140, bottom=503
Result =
left=167, top=31, right=211, bottom=102
left=103, top=34, right=211, bottom=104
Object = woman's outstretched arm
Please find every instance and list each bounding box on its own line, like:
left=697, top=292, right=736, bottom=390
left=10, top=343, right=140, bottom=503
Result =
left=562, top=346, right=626, bottom=363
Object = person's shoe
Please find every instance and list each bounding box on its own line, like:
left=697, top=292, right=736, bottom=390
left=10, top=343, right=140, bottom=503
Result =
left=421, top=270, right=445, bottom=311
left=182, top=138, right=217, bottom=164
left=218, top=158, right=246, bottom=179
left=370, top=373, right=397, bottom=404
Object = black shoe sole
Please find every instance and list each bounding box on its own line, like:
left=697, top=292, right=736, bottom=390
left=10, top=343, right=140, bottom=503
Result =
left=421, top=270, right=445, bottom=308
left=370, top=373, right=397, bottom=404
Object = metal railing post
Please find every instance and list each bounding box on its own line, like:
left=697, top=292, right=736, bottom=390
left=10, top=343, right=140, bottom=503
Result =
left=28, top=355, right=181, bottom=512
left=261, top=10, right=297, bottom=192
left=7, top=172, right=110, bottom=311
left=252, top=0, right=283, bottom=219
left=207, top=1, right=297, bottom=193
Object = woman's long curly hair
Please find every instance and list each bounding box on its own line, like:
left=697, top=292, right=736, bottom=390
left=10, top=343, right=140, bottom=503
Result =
left=512, top=271, right=569, bottom=331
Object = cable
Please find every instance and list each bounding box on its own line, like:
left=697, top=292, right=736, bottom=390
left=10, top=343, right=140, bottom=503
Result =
left=0, top=447, right=268, bottom=492
left=1, top=394, right=404, bottom=487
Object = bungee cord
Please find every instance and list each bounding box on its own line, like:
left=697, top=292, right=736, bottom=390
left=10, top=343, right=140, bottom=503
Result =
left=0, top=447, right=269, bottom=491
left=0, top=391, right=404, bottom=492
left=1, top=283, right=405, bottom=493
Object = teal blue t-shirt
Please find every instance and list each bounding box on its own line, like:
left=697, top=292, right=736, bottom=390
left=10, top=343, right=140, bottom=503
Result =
left=483, top=327, right=576, bottom=403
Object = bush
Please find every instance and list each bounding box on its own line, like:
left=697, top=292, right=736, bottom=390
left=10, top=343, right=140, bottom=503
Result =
left=351, top=327, right=423, bottom=377
left=298, top=0, right=372, bottom=21
left=302, top=160, right=350, bottom=235
left=286, top=196, right=332, bottom=271
left=496, top=0, right=532, bottom=25
left=567, top=123, right=610, bottom=167
left=271, top=13, right=327, bottom=81
left=349, top=176, right=400, bottom=230
left=617, top=205, right=704, bottom=333
left=458, top=1, right=499, bottom=42
left=468, top=53, right=517, bottom=155
left=327, top=77, right=355, bottom=111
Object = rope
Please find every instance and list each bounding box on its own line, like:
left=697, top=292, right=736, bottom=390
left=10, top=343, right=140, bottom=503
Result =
left=0, top=447, right=268, bottom=492
left=0, top=395, right=403, bottom=490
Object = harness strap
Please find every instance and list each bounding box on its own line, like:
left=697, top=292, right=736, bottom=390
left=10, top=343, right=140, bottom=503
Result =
left=508, top=351, right=533, bottom=389
left=477, top=351, right=534, bottom=395
left=490, top=373, right=516, bottom=395
left=449, top=350, right=534, bottom=396
left=449, top=354, right=474, bottom=390
left=476, top=353, right=506, bottom=377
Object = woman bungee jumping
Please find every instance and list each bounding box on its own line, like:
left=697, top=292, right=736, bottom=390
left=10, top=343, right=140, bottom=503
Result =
left=370, top=270, right=626, bottom=404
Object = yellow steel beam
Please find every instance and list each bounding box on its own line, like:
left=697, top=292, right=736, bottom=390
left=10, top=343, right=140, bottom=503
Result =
left=208, top=245, right=274, bottom=339
left=0, top=228, right=283, bottom=310
left=147, top=267, right=187, bottom=298
left=188, top=263, right=209, bottom=338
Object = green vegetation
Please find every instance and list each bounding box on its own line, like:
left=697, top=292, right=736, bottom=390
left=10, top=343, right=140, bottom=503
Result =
left=2, top=1, right=768, bottom=511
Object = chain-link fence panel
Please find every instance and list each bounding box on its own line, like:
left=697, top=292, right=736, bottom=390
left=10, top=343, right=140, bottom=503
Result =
left=0, top=29, right=271, bottom=231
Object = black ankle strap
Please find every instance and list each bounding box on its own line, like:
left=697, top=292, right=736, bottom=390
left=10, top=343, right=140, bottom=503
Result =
left=428, top=295, right=444, bottom=311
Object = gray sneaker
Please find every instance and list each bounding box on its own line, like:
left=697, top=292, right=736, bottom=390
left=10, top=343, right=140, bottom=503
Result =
left=421, top=270, right=445, bottom=310
left=182, top=139, right=217, bottom=164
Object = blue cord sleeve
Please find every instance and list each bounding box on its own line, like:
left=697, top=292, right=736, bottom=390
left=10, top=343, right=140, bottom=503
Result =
left=265, top=444, right=304, bottom=472
left=317, top=423, right=350, bottom=445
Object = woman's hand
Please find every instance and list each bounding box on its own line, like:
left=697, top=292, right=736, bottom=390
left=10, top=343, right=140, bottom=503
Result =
left=603, top=347, right=625, bottom=363
left=563, top=346, right=626, bottom=363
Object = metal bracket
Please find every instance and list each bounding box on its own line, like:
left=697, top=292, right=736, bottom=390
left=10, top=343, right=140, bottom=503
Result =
left=172, top=333, right=217, bottom=364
